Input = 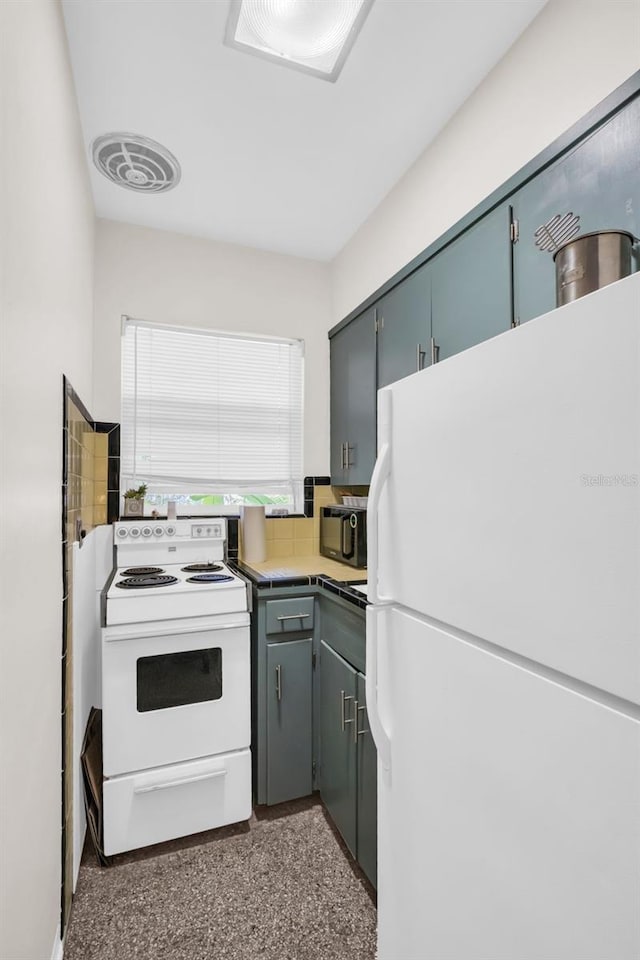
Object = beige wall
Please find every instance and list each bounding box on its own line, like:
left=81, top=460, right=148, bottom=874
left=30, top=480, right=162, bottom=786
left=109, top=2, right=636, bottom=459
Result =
left=94, top=220, right=332, bottom=476
left=331, top=0, right=640, bottom=323
left=0, top=1, right=95, bottom=957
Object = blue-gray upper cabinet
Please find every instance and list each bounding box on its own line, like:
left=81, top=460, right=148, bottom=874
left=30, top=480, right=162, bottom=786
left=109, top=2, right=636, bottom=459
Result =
left=330, top=307, right=377, bottom=485
left=430, top=203, right=513, bottom=363
left=512, top=95, right=640, bottom=325
left=377, top=263, right=431, bottom=387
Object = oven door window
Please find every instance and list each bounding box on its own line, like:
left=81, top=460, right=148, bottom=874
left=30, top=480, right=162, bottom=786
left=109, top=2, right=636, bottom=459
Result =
left=136, top=647, right=222, bottom=712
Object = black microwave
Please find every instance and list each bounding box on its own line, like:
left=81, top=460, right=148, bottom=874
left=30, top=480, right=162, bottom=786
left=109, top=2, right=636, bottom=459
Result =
left=319, top=506, right=367, bottom=568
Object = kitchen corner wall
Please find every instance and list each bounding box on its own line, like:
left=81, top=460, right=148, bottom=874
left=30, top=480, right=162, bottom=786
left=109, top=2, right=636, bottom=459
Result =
left=93, top=219, right=333, bottom=477
left=330, top=0, right=640, bottom=323
left=0, top=2, right=96, bottom=959
left=61, top=384, right=119, bottom=923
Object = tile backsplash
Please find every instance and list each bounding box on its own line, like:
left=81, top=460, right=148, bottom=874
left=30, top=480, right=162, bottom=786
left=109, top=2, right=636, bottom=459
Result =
left=260, top=479, right=338, bottom=560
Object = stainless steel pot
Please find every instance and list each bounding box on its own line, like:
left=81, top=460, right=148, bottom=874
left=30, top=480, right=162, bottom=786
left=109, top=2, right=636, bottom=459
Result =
left=553, top=230, right=636, bottom=306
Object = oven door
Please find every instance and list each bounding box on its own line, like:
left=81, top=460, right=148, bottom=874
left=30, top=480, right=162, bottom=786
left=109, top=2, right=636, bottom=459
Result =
left=102, top=614, right=250, bottom=777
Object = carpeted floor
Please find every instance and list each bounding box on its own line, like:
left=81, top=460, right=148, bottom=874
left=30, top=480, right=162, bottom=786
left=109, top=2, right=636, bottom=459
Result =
left=64, top=797, right=377, bottom=960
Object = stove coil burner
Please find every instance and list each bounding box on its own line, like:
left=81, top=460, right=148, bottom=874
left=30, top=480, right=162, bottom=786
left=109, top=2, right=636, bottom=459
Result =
left=181, top=563, right=224, bottom=573
left=186, top=573, right=235, bottom=584
left=121, top=566, right=165, bottom=577
left=115, top=575, right=179, bottom=589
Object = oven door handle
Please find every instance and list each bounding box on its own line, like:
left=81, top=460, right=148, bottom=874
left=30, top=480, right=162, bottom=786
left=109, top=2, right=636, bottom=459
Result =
left=103, top=618, right=248, bottom=641
left=134, top=769, right=227, bottom=794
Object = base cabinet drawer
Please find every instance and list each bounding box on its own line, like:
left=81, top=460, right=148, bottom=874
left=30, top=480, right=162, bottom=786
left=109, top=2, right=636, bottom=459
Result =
left=265, top=597, right=315, bottom=634
left=103, top=749, right=251, bottom=856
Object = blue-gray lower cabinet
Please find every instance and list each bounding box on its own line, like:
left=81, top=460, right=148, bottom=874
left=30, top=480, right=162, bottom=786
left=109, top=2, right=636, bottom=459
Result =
left=355, top=671, right=377, bottom=887
left=319, top=595, right=377, bottom=887
left=320, top=640, right=358, bottom=856
left=266, top=638, right=313, bottom=806
left=252, top=587, right=317, bottom=806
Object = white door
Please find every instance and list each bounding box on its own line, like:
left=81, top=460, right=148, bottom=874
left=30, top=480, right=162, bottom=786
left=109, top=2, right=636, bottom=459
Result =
left=102, top=620, right=250, bottom=776
left=372, top=606, right=640, bottom=960
left=372, top=274, right=640, bottom=704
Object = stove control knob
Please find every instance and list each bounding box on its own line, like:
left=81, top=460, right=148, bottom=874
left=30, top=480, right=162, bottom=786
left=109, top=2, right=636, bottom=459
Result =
left=153, top=526, right=164, bottom=537
left=116, top=527, right=128, bottom=539
left=166, top=525, right=176, bottom=536
left=141, top=525, right=153, bottom=538
left=129, top=527, right=141, bottom=538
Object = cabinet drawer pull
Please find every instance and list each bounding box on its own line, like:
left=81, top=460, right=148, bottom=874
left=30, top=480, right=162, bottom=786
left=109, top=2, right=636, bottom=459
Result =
left=357, top=703, right=369, bottom=737
left=275, top=664, right=282, bottom=701
left=340, top=689, right=354, bottom=731
left=276, top=613, right=311, bottom=621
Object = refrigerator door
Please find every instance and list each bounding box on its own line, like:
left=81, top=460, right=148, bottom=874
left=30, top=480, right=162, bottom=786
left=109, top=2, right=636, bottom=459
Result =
left=372, top=273, right=640, bottom=704
left=374, top=606, right=640, bottom=960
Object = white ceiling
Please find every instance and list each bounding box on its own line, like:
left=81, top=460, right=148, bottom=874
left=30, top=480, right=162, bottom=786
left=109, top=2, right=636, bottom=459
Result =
left=62, top=0, right=547, bottom=261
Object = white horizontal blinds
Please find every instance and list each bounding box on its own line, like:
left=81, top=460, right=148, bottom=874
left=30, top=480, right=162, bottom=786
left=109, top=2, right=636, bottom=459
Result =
left=121, top=320, right=304, bottom=501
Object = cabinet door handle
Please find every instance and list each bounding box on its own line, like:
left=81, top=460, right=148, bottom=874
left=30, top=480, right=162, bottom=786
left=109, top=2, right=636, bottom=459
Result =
left=430, top=336, right=440, bottom=365
left=352, top=700, right=360, bottom=744
left=341, top=442, right=347, bottom=471
left=275, top=664, right=282, bottom=702
left=340, top=690, right=354, bottom=731
left=416, top=343, right=426, bottom=371
left=277, top=613, right=311, bottom=621
left=357, top=704, right=369, bottom=738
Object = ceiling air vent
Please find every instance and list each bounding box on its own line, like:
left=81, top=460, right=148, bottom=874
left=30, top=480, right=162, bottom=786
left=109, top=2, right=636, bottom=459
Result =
left=91, top=133, right=181, bottom=194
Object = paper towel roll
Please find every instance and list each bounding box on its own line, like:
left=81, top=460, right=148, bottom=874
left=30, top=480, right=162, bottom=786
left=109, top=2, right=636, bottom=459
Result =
left=241, top=505, right=266, bottom=562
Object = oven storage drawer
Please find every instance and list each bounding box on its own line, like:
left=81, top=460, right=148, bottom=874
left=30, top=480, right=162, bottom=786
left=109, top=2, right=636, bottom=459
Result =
left=265, top=597, right=314, bottom=634
left=103, top=749, right=251, bottom=856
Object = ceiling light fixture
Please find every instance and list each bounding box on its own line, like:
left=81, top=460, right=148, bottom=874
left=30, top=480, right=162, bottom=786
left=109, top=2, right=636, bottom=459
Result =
left=224, top=0, right=374, bottom=82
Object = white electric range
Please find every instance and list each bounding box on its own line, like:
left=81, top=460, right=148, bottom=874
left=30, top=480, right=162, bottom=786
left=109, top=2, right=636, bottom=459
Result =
left=101, top=519, right=252, bottom=856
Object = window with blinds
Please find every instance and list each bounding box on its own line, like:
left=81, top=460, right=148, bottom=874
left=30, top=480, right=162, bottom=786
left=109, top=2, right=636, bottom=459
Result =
left=121, top=318, right=304, bottom=514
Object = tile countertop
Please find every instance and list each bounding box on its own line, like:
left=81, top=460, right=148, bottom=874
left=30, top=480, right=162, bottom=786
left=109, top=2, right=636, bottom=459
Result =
left=232, top=554, right=368, bottom=608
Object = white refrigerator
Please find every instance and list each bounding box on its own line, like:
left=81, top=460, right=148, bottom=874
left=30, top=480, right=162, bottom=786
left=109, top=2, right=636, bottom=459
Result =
left=366, top=272, right=640, bottom=960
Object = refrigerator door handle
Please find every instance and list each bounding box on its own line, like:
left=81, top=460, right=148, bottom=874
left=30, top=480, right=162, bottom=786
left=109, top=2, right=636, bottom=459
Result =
left=365, top=605, right=391, bottom=775
left=367, top=389, right=393, bottom=604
